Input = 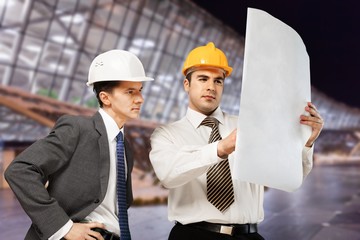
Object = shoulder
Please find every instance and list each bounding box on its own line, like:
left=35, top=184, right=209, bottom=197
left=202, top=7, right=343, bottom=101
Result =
left=223, top=112, right=238, bottom=121
left=221, top=111, right=238, bottom=129
left=52, top=114, right=97, bottom=136
left=151, top=117, right=191, bottom=138
left=155, top=117, right=190, bottom=132
left=55, top=114, right=93, bottom=127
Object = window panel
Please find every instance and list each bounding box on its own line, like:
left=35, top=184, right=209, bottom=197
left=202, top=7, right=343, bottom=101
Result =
left=2, top=0, right=24, bottom=26
left=27, top=21, right=51, bottom=40
left=84, top=25, right=105, bottom=52
left=101, top=31, right=118, bottom=51
left=38, top=42, right=63, bottom=73
left=108, top=4, right=127, bottom=31
left=0, top=30, right=17, bottom=64
left=11, top=67, right=31, bottom=88
left=120, top=10, right=139, bottom=37
left=17, top=35, right=43, bottom=68
left=74, top=53, right=91, bottom=79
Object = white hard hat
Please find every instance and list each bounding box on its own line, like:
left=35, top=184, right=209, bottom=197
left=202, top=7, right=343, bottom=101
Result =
left=87, top=49, right=154, bottom=86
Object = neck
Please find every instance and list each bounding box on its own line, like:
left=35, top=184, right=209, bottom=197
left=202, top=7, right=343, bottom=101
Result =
left=102, top=107, right=126, bottom=129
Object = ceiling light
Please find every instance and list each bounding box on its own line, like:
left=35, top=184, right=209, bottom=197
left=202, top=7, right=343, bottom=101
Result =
left=25, top=45, right=42, bottom=52
left=51, top=35, right=74, bottom=44
left=132, top=38, right=155, bottom=48
left=60, top=13, right=84, bottom=24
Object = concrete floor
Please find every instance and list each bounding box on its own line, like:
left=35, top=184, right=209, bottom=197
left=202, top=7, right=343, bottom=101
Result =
left=1, top=164, right=360, bottom=240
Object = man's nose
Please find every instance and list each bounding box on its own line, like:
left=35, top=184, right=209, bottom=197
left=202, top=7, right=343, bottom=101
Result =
left=206, top=81, right=216, bottom=91
left=135, top=93, right=144, bottom=103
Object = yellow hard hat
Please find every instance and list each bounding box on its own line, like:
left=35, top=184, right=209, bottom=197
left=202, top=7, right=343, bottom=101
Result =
left=182, top=42, right=233, bottom=77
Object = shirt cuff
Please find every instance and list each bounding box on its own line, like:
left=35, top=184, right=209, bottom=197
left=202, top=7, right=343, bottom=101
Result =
left=302, top=145, right=314, bottom=179
left=48, top=220, right=73, bottom=240
left=209, top=141, right=225, bottom=163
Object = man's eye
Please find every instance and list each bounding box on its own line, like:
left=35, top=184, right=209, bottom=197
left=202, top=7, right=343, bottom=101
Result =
left=127, top=90, right=134, bottom=94
left=215, top=80, right=223, bottom=85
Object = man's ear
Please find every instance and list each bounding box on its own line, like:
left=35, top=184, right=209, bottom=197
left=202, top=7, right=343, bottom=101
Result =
left=183, top=78, right=190, bottom=93
left=99, top=91, right=111, bottom=106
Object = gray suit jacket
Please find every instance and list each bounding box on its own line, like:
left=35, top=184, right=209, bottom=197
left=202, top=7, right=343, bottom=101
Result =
left=4, top=111, right=134, bottom=240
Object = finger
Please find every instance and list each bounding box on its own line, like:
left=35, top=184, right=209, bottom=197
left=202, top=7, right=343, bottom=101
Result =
left=89, top=230, right=104, bottom=240
left=307, top=102, right=318, bottom=111
left=303, top=115, right=323, bottom=124
left=305, top=106, right=323, bottom=120
left=85, top=224, right=105, bottom=240
left=300, top=119, right=323, bottom=130
left=85, top=235, right=98, bottom=240
left=307, top=102, right=322, bottom=117
left=300, top=113, right=324, bottom=124
left=87, top=222, right=106, bottom=229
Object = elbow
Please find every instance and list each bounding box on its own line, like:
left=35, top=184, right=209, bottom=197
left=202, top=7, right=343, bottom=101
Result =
left=4, top=164, right=13, bottom=183
left=3, top=164, right=18, bottom=188
left=153, top=171, right=181, bottom=189
left=153, top=172, right=172, bottom=189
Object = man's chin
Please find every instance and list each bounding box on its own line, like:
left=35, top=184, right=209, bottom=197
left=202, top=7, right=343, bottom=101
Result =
left=199, top=106, right=218, bottom=115
left=128, top=113, right=140, bottom=119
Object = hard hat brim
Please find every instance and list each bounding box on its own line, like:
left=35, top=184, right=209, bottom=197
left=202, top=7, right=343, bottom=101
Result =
left=183, top=64, right=233, bottom=77
left=86, top=76, right=154, bottom=86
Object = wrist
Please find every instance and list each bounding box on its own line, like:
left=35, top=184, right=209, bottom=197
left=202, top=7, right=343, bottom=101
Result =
left=217, top=140, right=229, bottom=158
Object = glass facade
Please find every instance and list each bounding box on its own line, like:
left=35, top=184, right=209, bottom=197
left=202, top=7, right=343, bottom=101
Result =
left=0, top=0, right=245, bottom=124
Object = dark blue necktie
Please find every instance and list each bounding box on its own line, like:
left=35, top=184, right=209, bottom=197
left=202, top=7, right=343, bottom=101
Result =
left=116, top=131, right=131, bottom=240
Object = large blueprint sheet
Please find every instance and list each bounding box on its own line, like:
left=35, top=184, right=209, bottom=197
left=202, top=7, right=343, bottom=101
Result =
left=233, top=8, right=312, bottom=192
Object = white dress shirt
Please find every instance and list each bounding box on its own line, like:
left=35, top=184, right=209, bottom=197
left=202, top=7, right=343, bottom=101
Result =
left=50, top=108, right=125, bottom=239
left=149, top=107, right=313, bottom=225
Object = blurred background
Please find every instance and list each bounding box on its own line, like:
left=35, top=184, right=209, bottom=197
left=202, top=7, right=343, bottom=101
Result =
left=0, top=0, right=359, bottom=239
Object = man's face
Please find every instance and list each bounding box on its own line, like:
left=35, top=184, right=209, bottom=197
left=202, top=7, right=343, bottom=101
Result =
left=184, top=68, right=225, bottom=115
left=102, top=81, right=144, bottom=122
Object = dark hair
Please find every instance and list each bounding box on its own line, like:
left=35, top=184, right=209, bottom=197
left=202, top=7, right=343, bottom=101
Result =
left=93, top=81, right=121, bottom=107
left=185, top=72, right=193, bottom=83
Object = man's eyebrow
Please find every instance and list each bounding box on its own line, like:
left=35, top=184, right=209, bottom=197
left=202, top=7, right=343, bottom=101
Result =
left=195, top=74, right=210, bottom=78
left=126, top=86, right=143, bottom=90
left=195, top=74, right=224, bottom=80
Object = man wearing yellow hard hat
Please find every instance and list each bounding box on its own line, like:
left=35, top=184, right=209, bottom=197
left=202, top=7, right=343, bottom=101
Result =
left=5, top=50, right=153, bottom=240
left=149, top=42, right=323, bottom=239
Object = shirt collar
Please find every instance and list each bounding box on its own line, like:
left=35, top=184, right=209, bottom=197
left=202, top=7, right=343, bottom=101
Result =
left=186, top=107, right=224, bottom=129
left=98, top=108, right=123, bottom=141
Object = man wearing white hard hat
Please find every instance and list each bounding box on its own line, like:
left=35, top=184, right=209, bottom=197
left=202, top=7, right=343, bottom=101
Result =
left=5, top=49, right=153, bottom=240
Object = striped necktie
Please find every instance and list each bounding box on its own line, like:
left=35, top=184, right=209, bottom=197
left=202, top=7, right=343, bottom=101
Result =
left=201, top=116, right=234, bottom=212
left=116, top=132, right=131, bottom=240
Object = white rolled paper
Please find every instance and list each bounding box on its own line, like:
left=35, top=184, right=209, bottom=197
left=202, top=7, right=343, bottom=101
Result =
left=233, top=8, right=312, bottom=192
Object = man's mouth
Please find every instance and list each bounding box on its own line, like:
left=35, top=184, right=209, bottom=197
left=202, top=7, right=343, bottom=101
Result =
left=203, top=95, right=215, bottom=100
left=132, top=106, right=141, bottom=111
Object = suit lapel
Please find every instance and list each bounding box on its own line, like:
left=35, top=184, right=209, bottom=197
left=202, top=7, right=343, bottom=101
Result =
left=93, top=112, right=110, bottom=200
